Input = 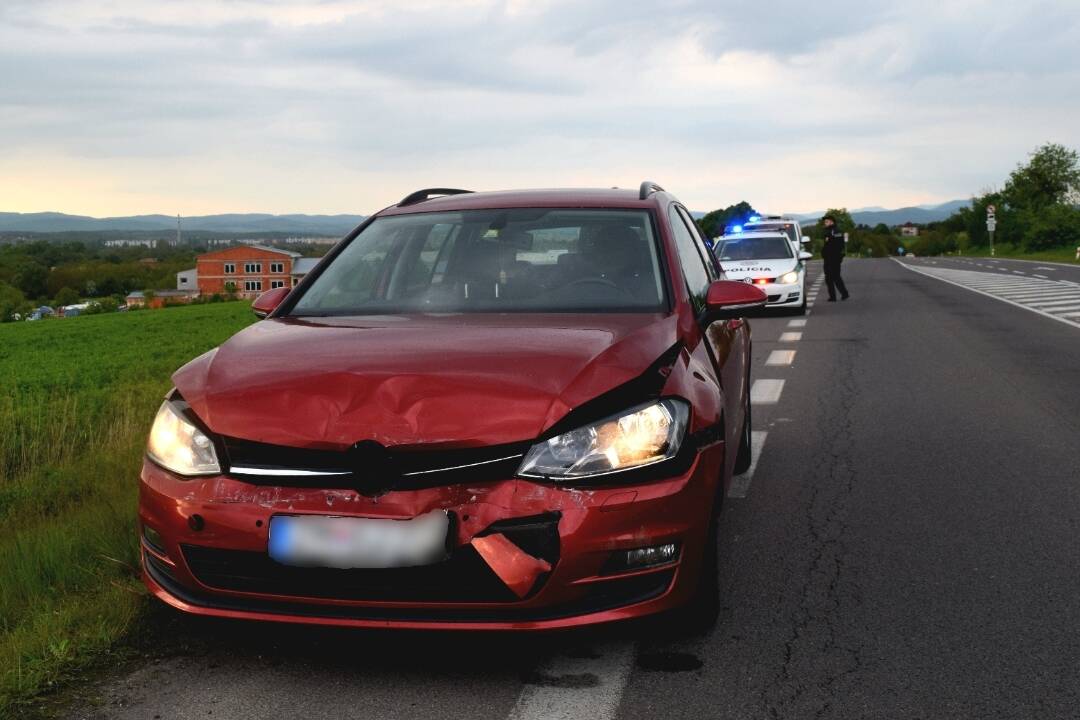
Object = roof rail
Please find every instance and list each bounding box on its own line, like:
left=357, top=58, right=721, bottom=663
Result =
left=638, top=181, right=665, bottom=200
left=398, top=188, right=473, bottom=207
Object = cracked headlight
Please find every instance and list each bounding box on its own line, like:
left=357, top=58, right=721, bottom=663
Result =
left=146, top=401, right=221, bottom=476
left=518, top=399, right=689, bottom=480
left=779, top=271, right=799, bottom=284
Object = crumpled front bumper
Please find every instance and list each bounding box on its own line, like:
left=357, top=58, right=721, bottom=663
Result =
left=138, top=447, right=721, bottom=630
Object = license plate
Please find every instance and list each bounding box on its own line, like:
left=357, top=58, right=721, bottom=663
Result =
left=268, top=510, right=450, bottom=569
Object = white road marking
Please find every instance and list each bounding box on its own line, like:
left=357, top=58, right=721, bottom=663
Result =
left=893, top=260, right=1080, bottom=330
left=727, top=431, right=768, bottom=499
left=1034, top=274, right=1049, bottom=279
left=788, top=319, right=807, bottom=327
left=779, top=332, right=802, bottom=342
left=1012, top=270, right=1026, bottom=274
left=766, top=350, right=797, bottom=366
left=509, top=643, right=635, bottom=720
left=1063, top=311, right=1080, bottom=318
left=751, top=379, right=785, bottom=405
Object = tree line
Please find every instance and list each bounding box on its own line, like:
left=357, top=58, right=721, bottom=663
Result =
left=693, top=142, right=1080, bottom=260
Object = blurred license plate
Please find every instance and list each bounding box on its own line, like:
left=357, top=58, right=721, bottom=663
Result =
left=268, top=510, right=450, bottom=569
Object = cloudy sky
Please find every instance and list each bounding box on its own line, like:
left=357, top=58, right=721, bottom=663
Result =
left=2, top=0, right=1079, bottom=217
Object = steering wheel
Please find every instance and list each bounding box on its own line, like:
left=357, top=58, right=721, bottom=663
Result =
left=561, top=277, right=633, bottom=296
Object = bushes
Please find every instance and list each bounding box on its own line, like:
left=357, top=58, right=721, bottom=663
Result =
left=1022, top=205, right=1080, bottom=252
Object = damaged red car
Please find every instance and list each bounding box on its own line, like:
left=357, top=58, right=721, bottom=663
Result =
left=139, top=182, right=765, bottom=630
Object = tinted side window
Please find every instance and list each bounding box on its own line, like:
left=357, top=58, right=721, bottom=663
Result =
left=676, top=206, right=719, bottom=280
left=668, top=205, right=711, bottom=313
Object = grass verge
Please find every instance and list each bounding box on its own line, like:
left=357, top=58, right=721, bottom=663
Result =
left=0, top=302, right=255, bottom=718
left=950, top=244, right=1080, bottom=264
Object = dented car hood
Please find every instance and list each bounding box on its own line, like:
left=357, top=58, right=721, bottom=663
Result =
left=173, top=313, right=678, bottom=450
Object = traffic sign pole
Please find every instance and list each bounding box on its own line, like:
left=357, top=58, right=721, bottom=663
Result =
left=986, top=206, right=997, bottom=257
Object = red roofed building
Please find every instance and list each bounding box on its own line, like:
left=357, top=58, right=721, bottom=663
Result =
left=195, top=245, right=301, bottom=298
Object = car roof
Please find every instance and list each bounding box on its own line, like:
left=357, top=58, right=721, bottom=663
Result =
left=377, top=188, right=670, bottom=216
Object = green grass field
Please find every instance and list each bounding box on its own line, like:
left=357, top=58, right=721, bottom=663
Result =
left=0, top=302, right=256, bottom=716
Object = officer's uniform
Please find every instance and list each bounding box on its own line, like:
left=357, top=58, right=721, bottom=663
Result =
left=822, top=225, right=849, bottom=301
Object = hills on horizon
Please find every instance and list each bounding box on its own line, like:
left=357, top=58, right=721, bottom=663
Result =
left=1, top=199, right=971, bottom=235
left=790, top=199, right=971, bottom=226
left=0, top=212, right=366, bottom=235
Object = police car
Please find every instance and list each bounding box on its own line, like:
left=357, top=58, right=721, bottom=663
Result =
left=745, top=215, right=811, bottom=254
left=713, top=230, right=811, bottom=314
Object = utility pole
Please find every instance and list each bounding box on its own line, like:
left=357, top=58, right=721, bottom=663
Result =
left=176, top=214, right=182, bottom=246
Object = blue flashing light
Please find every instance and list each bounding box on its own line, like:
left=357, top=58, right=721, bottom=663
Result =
left=731, top=225, right=743, bottom=233
left=748, top=216, right=760, bottom=222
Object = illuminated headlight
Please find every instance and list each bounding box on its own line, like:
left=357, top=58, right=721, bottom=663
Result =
left=779, top=271, right=799, bottom=284
left=146, top=401, right=221, bottom=476
left=518, top=399, right=689, bottom=480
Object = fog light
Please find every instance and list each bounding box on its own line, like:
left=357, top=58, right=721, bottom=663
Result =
left=603, top=542, right=680, bottom=574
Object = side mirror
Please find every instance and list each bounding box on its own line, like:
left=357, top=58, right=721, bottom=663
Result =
left=799, top=251, right=813, bottom=260
left=251, top=287, right=291, bottom=319
left=703, top=280, right=767, bottom=323
left=801, top=236, right=811, bottom=244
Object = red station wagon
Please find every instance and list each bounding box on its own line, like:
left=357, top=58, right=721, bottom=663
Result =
left=139, top=182, right=765, bottom=631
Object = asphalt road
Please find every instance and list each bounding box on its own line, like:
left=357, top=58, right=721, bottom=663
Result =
left=69, top=257, right=1080, bottom=720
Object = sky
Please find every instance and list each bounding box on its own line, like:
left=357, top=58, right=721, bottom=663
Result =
left=2, top=0, right=1079, bottom=217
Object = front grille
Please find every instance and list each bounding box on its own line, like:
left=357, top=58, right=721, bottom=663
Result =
left=182, top=512, right=561, bottom=604
left=767, top=294, right=782, bottom=302
left=222, top=436, right=528, bottom=492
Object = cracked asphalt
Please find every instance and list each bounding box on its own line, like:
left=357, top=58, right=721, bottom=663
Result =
left=68, top=258, right=1080, bottom=720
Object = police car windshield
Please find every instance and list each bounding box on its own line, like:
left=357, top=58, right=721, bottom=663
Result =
left=716, top=236, right=794, bottom=261
left=746, top=222, right=798, bottom=244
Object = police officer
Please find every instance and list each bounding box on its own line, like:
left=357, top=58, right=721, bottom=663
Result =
left=821, top=215, right=849, bottom=301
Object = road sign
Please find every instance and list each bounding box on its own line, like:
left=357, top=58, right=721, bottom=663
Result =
left=987, top=218, right=997, bottom=232
left=987, top=204, right=996, bottom=216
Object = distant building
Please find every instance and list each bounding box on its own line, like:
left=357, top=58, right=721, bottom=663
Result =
left=290, top=257, right=321, bottom=286
left=104, top=238, right=157, bottom=248
left=125, top=289, right=198, bottom=309
left=281, top=236, right=341, bottom=246
left=900, top=222, right=919, bottom=237
left=176, top=268, right=198, bottom=291
left=195, top=245, right=302, bottom=298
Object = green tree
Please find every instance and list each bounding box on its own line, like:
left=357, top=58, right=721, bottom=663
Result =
left=54, top=286, right=80, bottom=307
left=816, top=208, right=856, bottom=234
left=1004, top=142, right=1080, bottom=211
left=1022, top=204, right=1080, bottom=251
left=14, top=262, right=49, bottom=299
left=0, top=281, right=28, bottom=321
left=696, top=201, right=758, bottom=238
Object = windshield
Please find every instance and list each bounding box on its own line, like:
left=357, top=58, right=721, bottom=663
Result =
left=289, top=209, right=666, bottom=315
left=745, top=221, right=798, bottom=245
left=715, top=236, right=794, bottom=261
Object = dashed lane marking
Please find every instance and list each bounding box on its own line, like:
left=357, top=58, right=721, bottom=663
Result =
left=1034, top=275, right=1049, bottom=279
left=765, top=350, right=796, bottom=366
left=779, top=332, right=802, bottom=342
left=508, top=643, right=635, bottom=720
left=750, top=379, right=785, bottom=404
left=727, top=431, right=768, bottom=499
left=788, top=319, right=807, bottom=327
